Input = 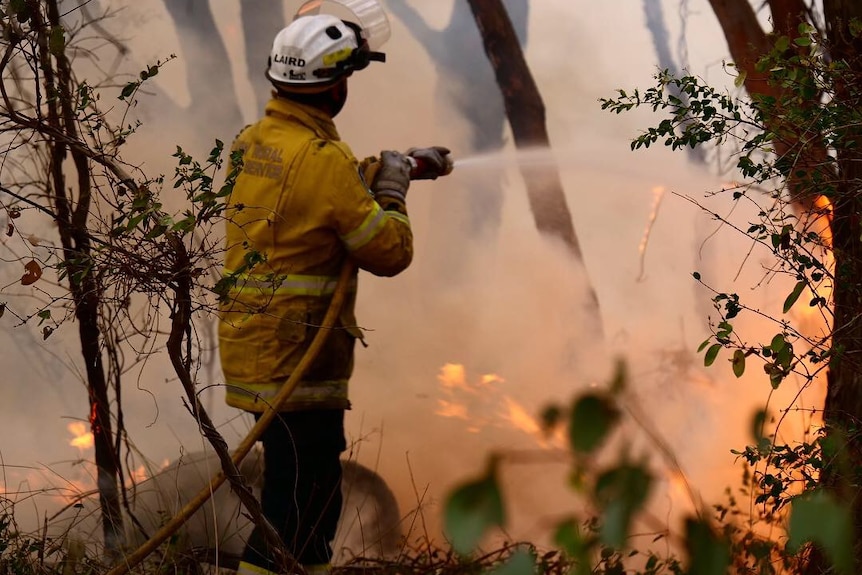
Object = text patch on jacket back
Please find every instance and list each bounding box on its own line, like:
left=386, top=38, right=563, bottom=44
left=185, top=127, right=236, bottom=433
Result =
left=243, top=143, right=286, bottom=181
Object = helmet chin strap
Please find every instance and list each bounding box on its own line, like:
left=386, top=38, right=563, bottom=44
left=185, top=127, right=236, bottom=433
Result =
left=339, top=20, right=386, bottom=71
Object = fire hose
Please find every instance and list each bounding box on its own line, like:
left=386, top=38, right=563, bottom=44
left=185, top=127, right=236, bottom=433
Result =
left=105, top=259, right=357, bottom=575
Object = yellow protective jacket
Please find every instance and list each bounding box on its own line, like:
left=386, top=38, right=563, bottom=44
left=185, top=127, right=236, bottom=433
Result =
left=218, top=96, right=413, bottom=412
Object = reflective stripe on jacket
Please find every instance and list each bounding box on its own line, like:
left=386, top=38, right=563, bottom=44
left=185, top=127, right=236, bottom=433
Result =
left=218, top=96, right=413, bottom=412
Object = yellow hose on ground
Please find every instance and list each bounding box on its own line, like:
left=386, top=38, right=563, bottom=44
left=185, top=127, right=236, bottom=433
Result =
left=105, top=260, right=358, bottom=575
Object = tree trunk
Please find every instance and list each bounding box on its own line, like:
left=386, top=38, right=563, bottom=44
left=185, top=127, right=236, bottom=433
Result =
left=642, top=0, right=706, bottom=165
left=163, top=0, right=244, bottom=135
left=465, top=0, right=581, bottom=252
left=706, top=0, right=830, bottom=213
left=33, top=0, right=126, bottom=557
left=387, top=0, right=530, bottom=238
left=818, top=1, right=862, bottom=570
left=708, top=0, right=862, bottom=570
left=465, top=0, right=603, bottom=330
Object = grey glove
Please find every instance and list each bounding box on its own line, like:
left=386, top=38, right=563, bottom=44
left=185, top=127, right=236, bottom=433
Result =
left=371, top=150, right=412, bottom=203
left=407, top=146, right=453, bottom=180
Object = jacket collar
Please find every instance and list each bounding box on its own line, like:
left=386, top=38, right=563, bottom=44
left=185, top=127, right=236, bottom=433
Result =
left=264, top=95, right=341, bottom=141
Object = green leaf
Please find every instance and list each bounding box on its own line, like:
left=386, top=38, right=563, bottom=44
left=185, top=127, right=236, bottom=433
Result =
left=734, top=70, right=747, bottom=88
left=141, top=65, right=159, bottom=80
left=751, top=409, right=771, bottom=452
left=171, top=215, right=197, bottom=234
left=119, top=82, right=138, bottom=100
left=125, top=212, right=147, bottom=230
left=595, top=464, right=653, bottom=549
left=443, top=458, right=505, bottom=555
left=704, top=343, right=722, bottom=367
left=783, top=281, right=806, bottom=313
left=49, top=26, right=65, bottom=56
left=487, top=548, right=536, bottom=575
left=609, top=360, right=627, bottom=394
left=770, top=333, right=786, bottom=353
left=554, top=518, right=592, bottom=575
left=766, top=364, right=785, bottom=389
left=553, top=517, right=581, bottom=556
left=731, top=349, right=746, bottom=377
left=568, top=394, right=619, bottom=454
left=776, top=342, right=794, bottom=369
left=685, top=519, right=731, bottom=575
left=788, top=491, right=853, bottom=575
left=144, top=223, right=168, bottom=239
left=697, top=338, right=711, bottom=353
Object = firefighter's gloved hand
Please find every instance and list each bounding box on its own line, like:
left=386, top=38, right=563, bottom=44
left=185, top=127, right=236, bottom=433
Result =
left=371, top=150, right=412, bottom=204
left=407, top=146, right=453, bottom=180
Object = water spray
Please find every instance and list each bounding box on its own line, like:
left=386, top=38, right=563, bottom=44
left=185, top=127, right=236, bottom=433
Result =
left=442, top=147, right=562, bottom=175
left=405, top=146, right=575, bottom=180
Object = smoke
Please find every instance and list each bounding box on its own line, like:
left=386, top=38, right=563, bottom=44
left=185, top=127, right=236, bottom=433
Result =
left=0, top=0, right=824, bottom=556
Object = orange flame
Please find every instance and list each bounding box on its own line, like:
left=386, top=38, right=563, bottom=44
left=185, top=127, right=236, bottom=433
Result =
left=435, top=399, right=469, bottom=420
left=481, top=373, right=505, bottom=386
left=499, top=395, right=541, bottom=437
left=438, top=363, right=469, bottom=391
left=435, top=363, right=564, bottom=446
left=67, top=421, right=94, bottom=450
left=435, top=363, right=504, bottom=432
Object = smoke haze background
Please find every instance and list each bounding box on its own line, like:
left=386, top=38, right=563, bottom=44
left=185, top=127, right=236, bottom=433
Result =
left=0, top=0, right=825, bottom=550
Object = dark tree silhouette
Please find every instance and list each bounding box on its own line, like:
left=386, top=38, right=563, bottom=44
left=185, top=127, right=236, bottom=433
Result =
left=386, top=0, right=529, bottom=236
left=240, top=0, right=285, bottom=116
left=162, top=0, right=244, bottom=130
left=642, top=0, right=706, bottom=165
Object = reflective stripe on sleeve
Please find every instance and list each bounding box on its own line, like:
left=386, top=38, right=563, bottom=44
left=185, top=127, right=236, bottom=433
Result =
left=340, top=203, right=387, bottom=251
left=223, top=271, right=357, bottom=297
left=225, top=378, right=348, bottom=411
left=386, top=210, right=410, bottom=227
left=237, top=561, right=279, bottom=575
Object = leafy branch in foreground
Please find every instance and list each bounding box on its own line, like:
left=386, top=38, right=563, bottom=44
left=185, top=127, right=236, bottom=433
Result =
left=600, top=17, right=862, bottom=574
left=0, top=0, right=276, bottom=566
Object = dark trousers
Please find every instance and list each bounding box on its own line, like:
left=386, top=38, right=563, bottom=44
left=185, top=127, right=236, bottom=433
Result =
left=242, top=409, right=347, bottom=569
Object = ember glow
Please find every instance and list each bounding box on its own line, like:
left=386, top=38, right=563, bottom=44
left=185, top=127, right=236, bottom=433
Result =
left=812, top=194, right=833, bottom=247
left=637, top=186, right=666, bottom=281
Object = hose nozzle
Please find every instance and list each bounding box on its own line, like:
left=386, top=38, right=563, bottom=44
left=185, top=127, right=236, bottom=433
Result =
left=407, top=154, right=454, bottom=180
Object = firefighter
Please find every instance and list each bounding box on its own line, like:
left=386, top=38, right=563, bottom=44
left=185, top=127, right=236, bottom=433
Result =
left=218, top=3, right=451, bottom=575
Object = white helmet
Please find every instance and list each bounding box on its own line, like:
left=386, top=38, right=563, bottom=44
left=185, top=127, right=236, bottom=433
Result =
left=295, top=0, right=391, bottom=51
left=267, top=12, right=386, bottom=91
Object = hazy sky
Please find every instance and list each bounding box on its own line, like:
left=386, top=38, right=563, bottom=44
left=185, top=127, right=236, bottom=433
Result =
left=0, top=0, right=823, bottom=550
